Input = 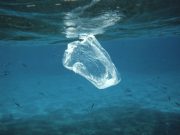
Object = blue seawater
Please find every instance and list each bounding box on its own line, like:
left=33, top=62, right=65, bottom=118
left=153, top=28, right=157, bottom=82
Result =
left=0, top=0, right=180, bottom=135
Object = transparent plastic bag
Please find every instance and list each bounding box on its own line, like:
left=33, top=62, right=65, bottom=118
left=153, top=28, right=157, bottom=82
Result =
left=63, top=34, right=120, bottom=89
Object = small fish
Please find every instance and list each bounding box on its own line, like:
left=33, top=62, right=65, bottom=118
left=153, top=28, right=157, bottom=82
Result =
left=12, top=98, right=22, bottom=108
left=91, top=103, right=94, bottom=110
left=175, top=102, right=180, bottom=107
left=162, top=86, right=167, bottom=90
left=37, top=81, right=41, bottom=85
left=22, top=63, right=28, bottom=68
left=89, top=103, right=95, bottom=113
left=14, top=102, right=21, bottom=108
left=77, top=86, right=83, bottom=90
left=39, top=92, right=45, bottom=96
left=124, top=88, right=133, bottom=97
left=168, top=96, right=171, bottom=102
left=3, top=70, right=9, bottom=76
left=125, top=88, right=131, bottom=93
left=126, top=93, right=133, bottom=97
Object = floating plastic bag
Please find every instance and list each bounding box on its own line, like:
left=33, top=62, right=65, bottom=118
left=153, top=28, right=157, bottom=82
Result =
left=62, top=34, right=120, bottom=89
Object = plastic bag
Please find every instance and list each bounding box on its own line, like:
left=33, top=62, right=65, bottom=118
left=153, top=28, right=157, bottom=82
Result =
left=62, top=34, right=120, bottom=89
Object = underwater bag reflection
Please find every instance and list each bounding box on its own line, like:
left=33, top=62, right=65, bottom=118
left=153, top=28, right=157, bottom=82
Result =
left=63, top=34, right=121, bottom=89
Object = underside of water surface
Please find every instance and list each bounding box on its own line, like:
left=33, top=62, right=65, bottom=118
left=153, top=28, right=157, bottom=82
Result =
left=0, top=0, right=180, bottom=42
left=0, top=0, right=180, bottom=135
